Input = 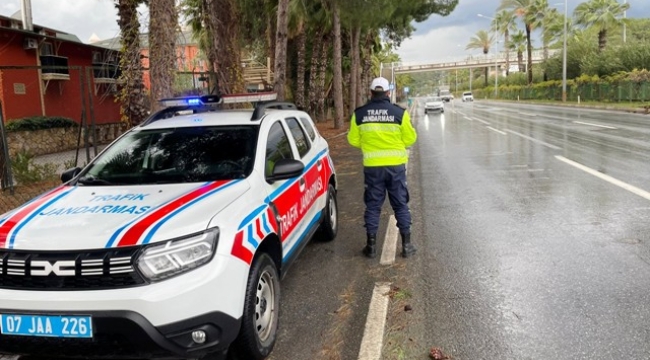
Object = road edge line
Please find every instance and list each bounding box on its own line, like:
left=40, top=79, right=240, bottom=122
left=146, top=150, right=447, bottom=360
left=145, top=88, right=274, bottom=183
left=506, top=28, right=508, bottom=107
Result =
left=555, top=156, right=650, bottom=201
left=357, top=282, right=392, bottom=360
left=380, top=215, right=399, bottom=266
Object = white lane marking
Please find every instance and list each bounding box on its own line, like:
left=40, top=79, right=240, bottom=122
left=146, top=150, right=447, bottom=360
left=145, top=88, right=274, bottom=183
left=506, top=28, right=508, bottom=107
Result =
left=517, top=111, right=538, bottom=117
left=505, top=129, right=562, bottom=150
left=555, top=156, right=650, bottom=201
left=358, top=282, right=392, bottom=360
left=486, top=126, right=507, bottom=135
left=573, top=121, right=617, bottom=130
left=380, top=216, right=399, bottom=266
left=471, top=117, right=490, bottom=125
left=464, top=116, right=473, bottom=121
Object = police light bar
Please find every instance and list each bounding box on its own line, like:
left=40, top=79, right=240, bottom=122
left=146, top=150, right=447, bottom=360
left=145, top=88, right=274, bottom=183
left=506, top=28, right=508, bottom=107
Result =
left=221, top=92, right=278, bottom=104
left=159, top=95, right=223, bottom=108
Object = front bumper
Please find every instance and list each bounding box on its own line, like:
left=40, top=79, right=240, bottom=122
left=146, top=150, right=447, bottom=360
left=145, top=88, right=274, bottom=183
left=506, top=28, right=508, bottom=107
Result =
left=0, top=310, right=239, bottom=359
left=0, top=255, right=249, bottom=358
left=425, top=106, right=444, bottom=111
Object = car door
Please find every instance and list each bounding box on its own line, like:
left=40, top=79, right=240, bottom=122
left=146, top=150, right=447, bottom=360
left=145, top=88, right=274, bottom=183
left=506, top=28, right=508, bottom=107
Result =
left=283, top=116, right=324, bottom=233
left=261, top=118, right=306, bottom=261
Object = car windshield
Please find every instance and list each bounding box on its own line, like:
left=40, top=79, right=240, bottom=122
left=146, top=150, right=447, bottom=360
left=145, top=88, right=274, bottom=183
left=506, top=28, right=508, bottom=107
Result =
left=78, top=125, right=258, bottom=185
left=430, top=97, right=442, bottom=102
left=463, top=92, right=472, bottom=96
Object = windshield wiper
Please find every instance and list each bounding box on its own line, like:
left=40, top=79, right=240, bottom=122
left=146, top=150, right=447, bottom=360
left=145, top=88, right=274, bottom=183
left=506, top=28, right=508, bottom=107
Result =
left=77, top=176, right=114, bottom=186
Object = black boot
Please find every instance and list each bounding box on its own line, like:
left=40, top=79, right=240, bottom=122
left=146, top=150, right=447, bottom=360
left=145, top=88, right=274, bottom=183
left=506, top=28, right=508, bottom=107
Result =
left=401, top=233, right=417, bottom=258
left=363, top=234, right=377, bottom=258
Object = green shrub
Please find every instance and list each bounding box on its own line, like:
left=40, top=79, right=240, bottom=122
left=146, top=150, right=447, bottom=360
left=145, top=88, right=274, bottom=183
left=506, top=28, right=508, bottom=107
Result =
left=5, top=116, right=78, bottom=132
left=11, top=151, right=59, bottom=185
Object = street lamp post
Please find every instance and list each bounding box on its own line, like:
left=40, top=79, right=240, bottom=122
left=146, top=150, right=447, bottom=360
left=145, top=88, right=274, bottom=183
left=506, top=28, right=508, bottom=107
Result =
left=478, top=14, right=499, bottom=98
left=495, top=38, right=499, bottom=98
left=562, top=0, right=568, bottom=102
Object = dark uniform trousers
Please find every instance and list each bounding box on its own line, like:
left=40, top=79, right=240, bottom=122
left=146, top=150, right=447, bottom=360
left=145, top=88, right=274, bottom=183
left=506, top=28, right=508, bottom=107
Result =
left=363, top=164, right=411, bottom=235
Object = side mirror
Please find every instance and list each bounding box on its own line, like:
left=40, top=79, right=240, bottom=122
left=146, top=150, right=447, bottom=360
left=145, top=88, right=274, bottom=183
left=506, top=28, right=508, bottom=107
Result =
left=266, top=159, right=304, bottom=183
left=61, top=167, right=81, bottom=183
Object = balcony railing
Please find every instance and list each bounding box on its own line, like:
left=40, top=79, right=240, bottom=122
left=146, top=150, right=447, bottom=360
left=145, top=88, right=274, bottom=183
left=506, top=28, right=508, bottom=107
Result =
left=40, top=55, right=70, bottom=80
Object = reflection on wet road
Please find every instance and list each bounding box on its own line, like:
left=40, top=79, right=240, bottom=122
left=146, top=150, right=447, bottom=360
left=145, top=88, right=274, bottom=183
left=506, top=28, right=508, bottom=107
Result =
left=407, top=100, right=650, bottom=359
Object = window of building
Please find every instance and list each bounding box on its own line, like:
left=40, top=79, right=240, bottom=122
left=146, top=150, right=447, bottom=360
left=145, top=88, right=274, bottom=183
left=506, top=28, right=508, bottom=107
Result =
left=39, top=43, right=53, bottom=56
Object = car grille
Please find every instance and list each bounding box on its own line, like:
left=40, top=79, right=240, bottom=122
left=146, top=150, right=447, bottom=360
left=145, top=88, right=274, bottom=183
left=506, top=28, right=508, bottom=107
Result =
left=0, top=247, right=146, bottom=290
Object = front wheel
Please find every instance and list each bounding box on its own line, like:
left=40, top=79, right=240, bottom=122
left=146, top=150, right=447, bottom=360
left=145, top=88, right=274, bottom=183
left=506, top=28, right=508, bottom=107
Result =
left=317, top=183, right=338, bottom=241
left=231, top=253, right=280, bottom=360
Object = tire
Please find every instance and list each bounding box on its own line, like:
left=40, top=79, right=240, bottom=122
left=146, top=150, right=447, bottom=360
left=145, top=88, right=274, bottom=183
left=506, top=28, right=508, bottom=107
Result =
left=231, top=253, right=280, bottom=360
left=317, top=183, right=338, bottom=241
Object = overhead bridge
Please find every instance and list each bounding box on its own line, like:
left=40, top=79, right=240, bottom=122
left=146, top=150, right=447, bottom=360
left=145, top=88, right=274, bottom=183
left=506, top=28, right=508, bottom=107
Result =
left=394, top=50, right=558, bottom=74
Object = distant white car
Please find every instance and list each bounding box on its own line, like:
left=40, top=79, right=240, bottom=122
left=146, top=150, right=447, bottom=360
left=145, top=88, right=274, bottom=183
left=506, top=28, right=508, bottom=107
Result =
left=462, top=92, right=474, bottom=102
left=424, top=97, right=444, bottom=114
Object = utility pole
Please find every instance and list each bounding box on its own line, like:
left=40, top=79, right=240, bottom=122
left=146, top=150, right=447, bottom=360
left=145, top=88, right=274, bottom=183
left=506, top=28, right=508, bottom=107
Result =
left=623, top=0, right=627, bottom=42
left=562, top=0, right=568, bottom=102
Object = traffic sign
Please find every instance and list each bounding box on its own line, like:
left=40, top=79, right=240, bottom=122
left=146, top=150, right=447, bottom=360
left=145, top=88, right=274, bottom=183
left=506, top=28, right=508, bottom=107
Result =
left=389, top=83, right=395, bottom=90
left=404, top=87, right=410, bottom=93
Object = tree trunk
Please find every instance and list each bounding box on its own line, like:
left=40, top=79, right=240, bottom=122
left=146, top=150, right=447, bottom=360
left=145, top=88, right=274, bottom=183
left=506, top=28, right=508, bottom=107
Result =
left=348, top=29, right=358, bottom=114
left=355, top=27, right=364, bottom=109
left=274, top=0, right=290, bottom=100
left=266, top=0, right=276, bottom=68
left=518, top=51, right=524, bottom=73
left=116, top=0, right=148, bottom=127
left=525, top=24, right=533, bottom=85
left=317, top=36, right=329, bottom=121
left=361, top=31, right=373, bottom=105
left=598, top=29, right=607, bottom=52
left=149, top=0, right=178, bottom=112
left=504, top=30, right=510, bottom=76
left=332, top=2, right=344, bottom=129
left=308, top=32, right=322, bottom=116
left=205, top=0, right=244, bottom=96
left=295, top=30, right=306, bottom=110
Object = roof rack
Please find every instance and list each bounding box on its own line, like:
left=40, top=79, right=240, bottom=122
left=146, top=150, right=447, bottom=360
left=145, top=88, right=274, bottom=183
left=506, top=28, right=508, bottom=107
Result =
left=140, top=92, right=298, bottom=126
left=250, top=101, right=297, bottom=121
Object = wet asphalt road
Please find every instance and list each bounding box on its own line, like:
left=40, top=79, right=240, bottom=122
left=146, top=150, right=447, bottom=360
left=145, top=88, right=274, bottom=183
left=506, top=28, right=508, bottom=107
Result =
left=5, top=100, right=650, bottom=360
left=399, top=100, right=650, bottom=359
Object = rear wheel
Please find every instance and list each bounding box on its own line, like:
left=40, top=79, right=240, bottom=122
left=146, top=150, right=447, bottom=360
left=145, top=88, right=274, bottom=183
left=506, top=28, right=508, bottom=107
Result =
left=231, top=253, right=280, bottom=360
left=317, top=183, right=338, bottom=241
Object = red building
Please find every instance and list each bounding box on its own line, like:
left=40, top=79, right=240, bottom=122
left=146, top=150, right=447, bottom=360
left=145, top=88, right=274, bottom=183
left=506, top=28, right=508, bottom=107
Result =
left=0, top=14, right=121, bottom=125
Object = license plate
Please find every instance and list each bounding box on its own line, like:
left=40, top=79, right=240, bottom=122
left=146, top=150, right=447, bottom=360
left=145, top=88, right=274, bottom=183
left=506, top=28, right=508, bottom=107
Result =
left=0, top=314, right=93, bottom=338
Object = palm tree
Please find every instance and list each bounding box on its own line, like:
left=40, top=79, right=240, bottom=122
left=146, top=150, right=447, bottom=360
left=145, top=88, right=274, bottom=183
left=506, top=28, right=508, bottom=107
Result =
left=115, top=0, right=148, bottom=127
left=508, top=30, right=528, bottom=73
left=574, top=0, right=630, bottom=52
left=288, top=0, right=308, bottom=109
left=331, top=0, right=344, bottom=129
left=149, top=0, right=178, bottom=111
left=492, top=10, right=517, bottom=76
left=466, top=30, right=493, bottom=87
left=499, top=0, right=546, bottom=84
left=541, top=7, right=563, bottom=62
left=274, top=0, right=290, bottom=100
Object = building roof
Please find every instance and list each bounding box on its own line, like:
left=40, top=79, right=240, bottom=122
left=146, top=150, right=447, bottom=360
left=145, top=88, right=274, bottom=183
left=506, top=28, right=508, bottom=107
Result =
left=0, top=13, right=117, bottom=53
left=92, top=30, right=197, bottom=51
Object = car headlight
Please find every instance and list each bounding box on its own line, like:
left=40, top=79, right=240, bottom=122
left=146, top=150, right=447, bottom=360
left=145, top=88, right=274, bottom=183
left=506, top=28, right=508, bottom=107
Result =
left=137, top=228, right=219, bottom=282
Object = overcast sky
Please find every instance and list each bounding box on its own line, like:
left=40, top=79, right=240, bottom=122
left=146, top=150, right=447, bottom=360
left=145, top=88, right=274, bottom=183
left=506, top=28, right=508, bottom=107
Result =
left=1, top=0, right=647, bottom=63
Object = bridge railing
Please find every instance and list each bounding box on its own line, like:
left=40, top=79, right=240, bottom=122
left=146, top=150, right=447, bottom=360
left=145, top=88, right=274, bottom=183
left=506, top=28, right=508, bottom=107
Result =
left=395, top=49, right=559, bottom=72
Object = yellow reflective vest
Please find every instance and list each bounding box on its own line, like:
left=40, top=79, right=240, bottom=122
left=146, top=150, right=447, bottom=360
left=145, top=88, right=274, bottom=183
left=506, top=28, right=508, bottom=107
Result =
left=347, top=97, right=417, bottom=167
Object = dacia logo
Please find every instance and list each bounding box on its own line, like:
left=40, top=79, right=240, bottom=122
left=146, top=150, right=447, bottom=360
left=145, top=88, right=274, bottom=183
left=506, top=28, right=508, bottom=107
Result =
left=30, top=260, right=76, bottom=276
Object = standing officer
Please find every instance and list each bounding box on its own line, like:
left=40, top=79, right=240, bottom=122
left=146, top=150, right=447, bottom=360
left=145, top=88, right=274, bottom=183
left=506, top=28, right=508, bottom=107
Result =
left=347, top=77, right=417, bottom=258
